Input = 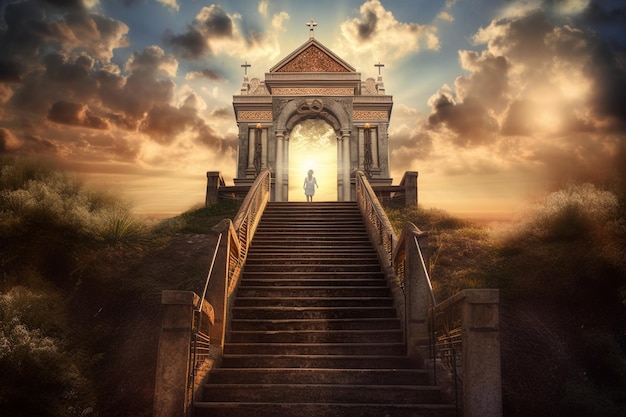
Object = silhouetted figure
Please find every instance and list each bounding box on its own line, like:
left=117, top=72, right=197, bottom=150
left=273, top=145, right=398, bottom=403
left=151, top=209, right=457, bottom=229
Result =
left=303, top=169, right=318, bottom=202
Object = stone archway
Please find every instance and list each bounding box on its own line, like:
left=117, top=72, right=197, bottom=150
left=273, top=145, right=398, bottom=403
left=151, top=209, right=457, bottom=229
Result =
left=230, top=36, right=393, bottom=202
left=273, top=97, right=352, bottom=201
left=287, top=119, right=337, bottom=201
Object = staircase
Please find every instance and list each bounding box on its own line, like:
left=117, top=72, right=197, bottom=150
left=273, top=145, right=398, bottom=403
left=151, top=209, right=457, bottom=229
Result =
left=194, top=202, right=456, bottom=417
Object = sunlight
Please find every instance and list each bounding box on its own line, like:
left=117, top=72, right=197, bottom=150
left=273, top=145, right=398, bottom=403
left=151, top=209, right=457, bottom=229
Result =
left=288, top=120, right=337, bottom=201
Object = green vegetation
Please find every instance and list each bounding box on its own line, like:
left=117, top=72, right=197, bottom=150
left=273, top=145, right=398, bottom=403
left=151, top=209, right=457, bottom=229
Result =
left=0, top=156, right=239, bottom=417
left=1, top=155, right=624, bottom=417
left=384, top=183, right=626, bottom=417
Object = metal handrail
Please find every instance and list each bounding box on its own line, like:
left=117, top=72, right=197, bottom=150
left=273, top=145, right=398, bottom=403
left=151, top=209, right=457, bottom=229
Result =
left=189, top=233, right=223, bottom=409
left=228, top=169, right=271, bottom=290
left=355, top=170, right=395, bottom=267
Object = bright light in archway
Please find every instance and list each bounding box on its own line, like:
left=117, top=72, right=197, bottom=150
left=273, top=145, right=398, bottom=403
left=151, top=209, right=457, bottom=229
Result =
left=288, top=120, right=337, bottom=201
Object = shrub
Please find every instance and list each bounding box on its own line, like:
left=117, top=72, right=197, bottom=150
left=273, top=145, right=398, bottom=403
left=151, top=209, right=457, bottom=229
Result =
left=0, top=285, right=93, bottom=416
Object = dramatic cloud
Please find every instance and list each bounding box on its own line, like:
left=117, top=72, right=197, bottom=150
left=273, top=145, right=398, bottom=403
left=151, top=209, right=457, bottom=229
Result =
left=47, top=101, right=108, bottom=129
left=409, top=6, right=626, bottom=189
left=163, top=4, right=281, bottom=63
left=335, top=0, right=439, bottom=71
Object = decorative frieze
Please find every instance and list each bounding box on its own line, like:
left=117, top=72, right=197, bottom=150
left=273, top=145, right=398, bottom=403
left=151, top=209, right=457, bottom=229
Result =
left=353, top=110, right=388, bottom=120
left=273, top=87, right=353, bottom=96
left=276, top=45, right=350, bottom=73
left=237, top=111, right=272, bottom=121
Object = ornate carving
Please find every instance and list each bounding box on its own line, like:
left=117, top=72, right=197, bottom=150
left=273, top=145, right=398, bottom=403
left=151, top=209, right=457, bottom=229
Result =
left=363, top=77, right=378, bottom=95
left=353, top=110, right=388, bottom=120
left=238, top=111, right=272, bottom=120
left=277, top=45, right=350, bottom=72
left=249, top=78, right=270, bottom=95
left=272, top=87, right=353, bottom=95
left=296, top=98, right=324, bottom=114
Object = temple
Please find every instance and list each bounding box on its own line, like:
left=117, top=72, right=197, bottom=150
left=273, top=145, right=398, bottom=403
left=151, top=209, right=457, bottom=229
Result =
left=207, top=23, right=418, bottom=204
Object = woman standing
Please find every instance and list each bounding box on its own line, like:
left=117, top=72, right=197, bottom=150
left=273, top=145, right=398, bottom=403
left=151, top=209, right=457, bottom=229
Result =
left=303, top=169, right=318, bottom=202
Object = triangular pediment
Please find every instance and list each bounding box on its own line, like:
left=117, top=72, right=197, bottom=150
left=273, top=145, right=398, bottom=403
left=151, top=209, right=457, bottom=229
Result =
left=270, top=39, right=355, bottom=73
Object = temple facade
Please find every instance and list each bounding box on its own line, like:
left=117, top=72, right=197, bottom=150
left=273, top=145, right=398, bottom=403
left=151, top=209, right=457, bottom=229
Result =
left=232, top=34, right=393, bottom=201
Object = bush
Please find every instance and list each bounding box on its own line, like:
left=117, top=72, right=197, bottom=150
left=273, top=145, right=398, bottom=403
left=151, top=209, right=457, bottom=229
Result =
left=0, top=285, right=93, bottom=417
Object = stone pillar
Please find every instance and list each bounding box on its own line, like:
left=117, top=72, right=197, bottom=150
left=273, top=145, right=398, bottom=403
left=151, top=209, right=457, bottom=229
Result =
left=341, top=129, right=351, bottom=201
left=461, top=290, right=502, bottom=417
left=403, top=171, right=418, bottom=207
left=153, top=291, right=196, bottom=417
left=275, top=130, right=285, bottom=201
left=205, top=171, right=222, bottom=206
left=404, top=230, right=431, bottom=364
left=206, top=223, right=230, bottom=348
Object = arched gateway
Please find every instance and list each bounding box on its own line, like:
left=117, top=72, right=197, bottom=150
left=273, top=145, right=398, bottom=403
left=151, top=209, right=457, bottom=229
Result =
left=232, top=31, right=393, bottom=201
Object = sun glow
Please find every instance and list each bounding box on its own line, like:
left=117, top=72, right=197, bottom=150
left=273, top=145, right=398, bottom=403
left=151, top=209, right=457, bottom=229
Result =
left=288, top=120, right=337, bottom=201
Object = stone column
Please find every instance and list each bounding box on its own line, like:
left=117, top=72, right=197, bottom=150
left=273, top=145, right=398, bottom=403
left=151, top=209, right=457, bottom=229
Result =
left=153, top=291, right=195, bottom=417
left=405, top=230, right=431, bottom=364
left=275, top=130, right=285, bottom=201
left=403, top=171, right=418, bottom=207
left=337, top=136, right=343, bottom=201
left=461, top=290, right=502, bottom=417
left=205, top=171, right=222, bottom=206
left=341, top=129, right=351, bottom=201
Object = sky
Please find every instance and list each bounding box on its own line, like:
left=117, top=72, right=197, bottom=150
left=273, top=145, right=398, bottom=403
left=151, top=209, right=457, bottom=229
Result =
left=0, top=0, right=625, bottom=217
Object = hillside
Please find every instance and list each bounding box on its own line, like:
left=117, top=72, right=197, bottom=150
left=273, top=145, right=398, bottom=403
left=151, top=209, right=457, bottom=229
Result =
left=1, top=157, right=625, bottom=417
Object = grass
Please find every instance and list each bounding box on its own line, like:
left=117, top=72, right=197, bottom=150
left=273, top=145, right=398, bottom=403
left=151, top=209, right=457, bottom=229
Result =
left=1, top=156, right=624, bottom=417
left=384, top=183, right=626, bottom=417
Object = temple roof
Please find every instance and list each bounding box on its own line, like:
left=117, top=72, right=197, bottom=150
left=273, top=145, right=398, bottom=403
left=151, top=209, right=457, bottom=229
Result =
left=269, top=38, right=356, bottom=73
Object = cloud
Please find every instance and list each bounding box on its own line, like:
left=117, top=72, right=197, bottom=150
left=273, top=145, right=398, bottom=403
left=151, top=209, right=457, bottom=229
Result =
left=258, top=0, right=268, bottom=17
left=0, top=128, right=22, bottom=152
left=164, top=4, right=281, bottom=62
left=272, top=11, right=289, bottom=31
left=185, top=68, right=225, bottom=81
left=47, top=101, right=109, bottom=129
left=390, top=6, right=626, bottom=192
left=334, top=0, right=439, bottom=72
left=157, top=0, right=179, bottom=12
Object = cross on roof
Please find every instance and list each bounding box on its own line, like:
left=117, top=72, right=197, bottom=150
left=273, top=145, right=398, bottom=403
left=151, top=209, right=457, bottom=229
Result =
left=375, top=62, right=385, bottom=76
left=306, top=19, right=317, bottom=39
left=241, top=61, right=251, bottom=76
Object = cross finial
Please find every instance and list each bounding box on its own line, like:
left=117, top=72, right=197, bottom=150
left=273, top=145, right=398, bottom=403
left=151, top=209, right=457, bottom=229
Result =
left=241, top=61, right=251, bottom=76
left=375, top=62, right=385, bottom=76
left=306, top=19, right=317, bottom=39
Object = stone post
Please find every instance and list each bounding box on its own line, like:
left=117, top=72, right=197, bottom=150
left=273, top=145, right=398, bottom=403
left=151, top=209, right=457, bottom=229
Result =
left=205, top=221, right=232, bottom=348
left=404, top=228, right=431, bottom=364
left=205, top=171, right=222, bottom=206
left=461, top=289, right=502, bottom=417
left=275, top=131, right=285, bottom=201
left=403, top=171, right=418, bottom=207
left=153, top=291, right=196, bottom=417
left=341, top=129, right=351, bottom=201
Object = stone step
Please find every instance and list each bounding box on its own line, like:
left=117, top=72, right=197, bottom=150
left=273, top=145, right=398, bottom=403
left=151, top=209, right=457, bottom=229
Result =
left=236, top=286, right=390, bottom=298
left=230, top=317, right=400, bottom=331
left=201, top=383, right=444, bottom=404
left=206, top=368, right=430, bottom=385
left=219, top=354, right=413, bottom=369
left=246, top=248, right=377, bottom=256
left=239, top=278, right=386, bottom=287
left=229, top=329, right=404, bottom=343
left=194, top=402, right=457, bottom=417
left=244, top=257, right=380, bottom=266
left=233, top=297, right=393, bottom=308
left=195, top=201, right=454, bottom=417
left=223, top=342, right=405, bottom=356
left=231, top=306, right=398, bottom=320
left=243, top=264, right=382, bottom=273
left=240, top=271, right=386, bottom=280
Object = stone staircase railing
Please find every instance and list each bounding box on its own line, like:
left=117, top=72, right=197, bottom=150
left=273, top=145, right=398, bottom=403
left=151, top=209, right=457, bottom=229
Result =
left=153, top=170, right=271, bottom=417
left=355, top=170, right=503, bottom=417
